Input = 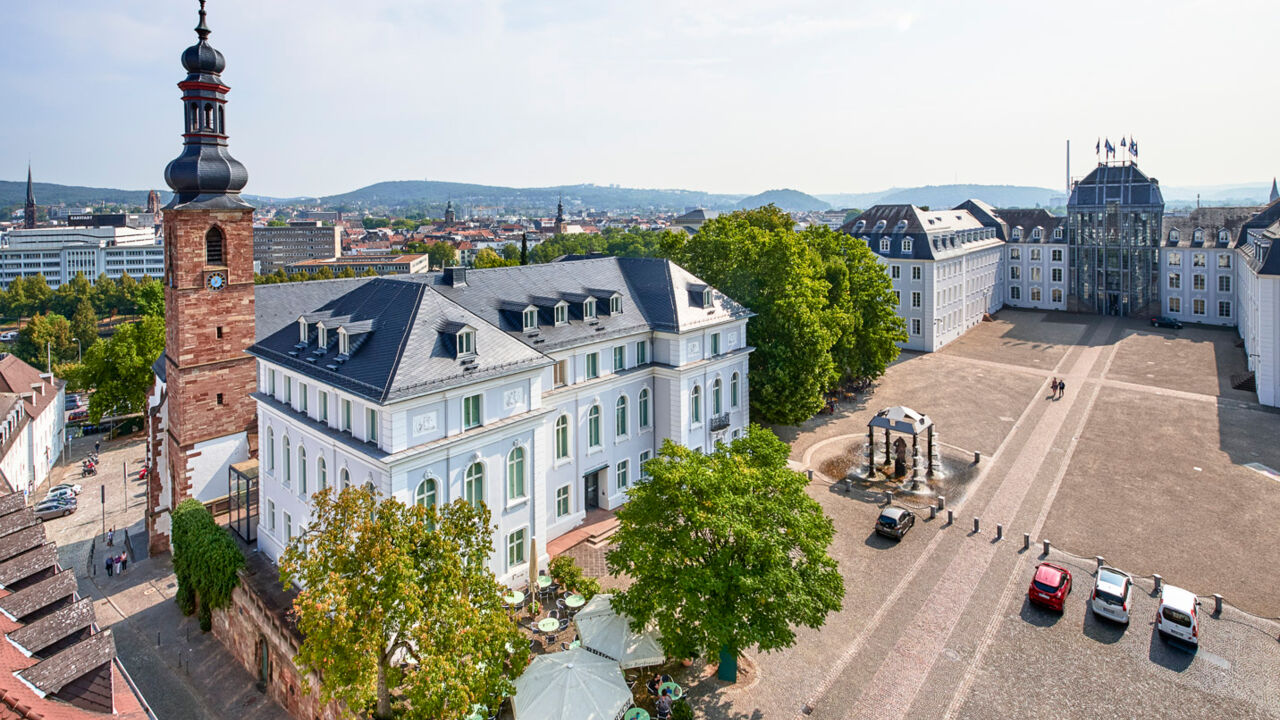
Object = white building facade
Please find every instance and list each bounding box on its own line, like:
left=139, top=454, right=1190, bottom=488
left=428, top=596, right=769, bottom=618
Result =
left=248, top=258, right=752, bottom=587
left=0, top=355, right=66, bottom=496
left=0, top=226, right=164, bottom=288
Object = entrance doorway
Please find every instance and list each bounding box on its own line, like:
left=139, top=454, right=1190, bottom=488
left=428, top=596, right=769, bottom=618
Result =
left=584, top=469, right=601, bottom=510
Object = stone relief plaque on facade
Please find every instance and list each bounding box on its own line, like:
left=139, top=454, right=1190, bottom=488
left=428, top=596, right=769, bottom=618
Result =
left=411, top=411, right=438, bottom=436
left=504, top=388, right=524, bottom=408
left=688, top=340, right=700, bottom=356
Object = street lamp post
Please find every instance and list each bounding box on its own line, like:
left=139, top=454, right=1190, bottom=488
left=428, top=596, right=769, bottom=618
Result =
left=72, top=338, right=82, bottom=363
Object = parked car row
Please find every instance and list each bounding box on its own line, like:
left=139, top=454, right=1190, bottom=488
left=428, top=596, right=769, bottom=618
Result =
left=32, top=483, right=81, bottom=522
left=1027, top=562, right=1201, bottom=646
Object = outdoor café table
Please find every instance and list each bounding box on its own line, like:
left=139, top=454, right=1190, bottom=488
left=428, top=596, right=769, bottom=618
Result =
left=565, top=593, right=586, bottom=609
left=537, top=575, right=552, bottom=590
left=659, top=681, right=683, bottom=700
left=503, top=590, right=525, bottom=606
left=537, top=617, right=560, bottom=634
left=624, top=709, right=650, bottom=720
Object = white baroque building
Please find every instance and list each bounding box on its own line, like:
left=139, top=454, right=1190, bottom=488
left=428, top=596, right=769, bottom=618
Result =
left=246, top=257, right=752, bottom=586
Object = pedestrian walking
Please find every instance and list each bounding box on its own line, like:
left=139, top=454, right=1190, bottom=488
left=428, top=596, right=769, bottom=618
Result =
left=104, top=555, right=113, bottom=577
left=106, top=527, right=115, bottom=547
left=113, top=554, right=122, bottom=576
left=1058, top=378, right=1066, bottom=399
left=1049, top=377, right=1059, bottom=399
left=120, top=551, right=128, bottom=573
left=94, top=440, right=100, bottom=455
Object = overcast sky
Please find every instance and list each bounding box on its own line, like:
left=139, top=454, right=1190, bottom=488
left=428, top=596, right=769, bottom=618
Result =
left=2, top=0, right=1276, bottom=198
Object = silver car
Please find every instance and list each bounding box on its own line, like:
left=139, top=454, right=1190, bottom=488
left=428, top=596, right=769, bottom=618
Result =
left=34, top=499, right=75, bottom=521
left=1091, top=566, right=1133, bottom=624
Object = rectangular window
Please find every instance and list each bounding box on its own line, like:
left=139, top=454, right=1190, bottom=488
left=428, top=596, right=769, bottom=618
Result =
left=285, top=376, right=292, bottom=404
left=891, top=265, right=901, bottom=279
left=1168, top=253, right=1181, bottom=267
left=1030, top=267, right=1041, bottom=282
left=366, top=408, right=378, bottom=443
left=1009, top=247, right=1020, bottom=260
left=1193, top=298, right=1206, bottom=316
left=911, top=291, right=921, bottom=308
left=1218, top=254, right=1231, bottom=269
left=911, top=266, right=921, bottom=281
left=284, top=512, right=293, bottom=544
left=711, top=333, right=720, bottom=356
left=616, top=460, right=629, bottom=489
left=300, top=383, right=308, bottom=414
left=639, top=450, right=652, bottom=480
left=267, top=499, right=276, bottom=532
left=554, top=360, right=568, bottom=387
left=1010, top=285, right=1021, bottom=300
left=507, top=528, right=526, bottom=568
left=1168, top=273, right=1181, bottom=290
left=901, top=238, right=913, bottom=253
left=1051, top=249, right=1063, bottom=262
left=1031, top=287, right=1041, bottom=302
left=892, top=290, right=900, bottom=306
left=463, top=394, right=482, bottom=429
left=911, top=318, right=921, bottom=335
left=1193, top=253, right=1206, bottom=267
left=1218, top=275, right=1231, bottom=293
left=555, top=304, right=568, bottom=325
left=269, top=370, right=277, bottom=396
left=1169, top=297, right=1181, bottom=313
left=1193, top=274, right=1205, bottom=291
left=523, top=307, right=537, bottom=331
left=555, top=486, right=570, bottom=518
left=1030, top=248, right=1041, bottom=261
left=1010, top=266, right=1021, bottom=280
left=586, top=352, right=599, bottom=379
left=1218, top=300, right=1231, bottom=318
left=1051, top=268, right=1063, bottom=283
left=636, top=340, right=647, bottom=365
left=613, top=346, right=625, bottom=372
left=342, top=399, right=352, bottom=432
left=320, top=392, right=328, bottom=423
left=458, top=330, right=475, bottom=356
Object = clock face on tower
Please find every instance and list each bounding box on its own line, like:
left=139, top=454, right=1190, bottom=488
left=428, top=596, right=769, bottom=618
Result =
left=207, top=272, right=227, bottom=291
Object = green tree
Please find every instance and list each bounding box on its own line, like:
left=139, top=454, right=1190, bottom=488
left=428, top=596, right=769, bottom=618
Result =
left=117, top=272, right=139, bottom=314
left=133, top=278, right=165, bottom=317
left=358, top=268, right=379, bottom=277
left=14, top=312, right=73, bottom=369
left=315, top=267, right=335, bottom=280
left=0, top=277, right=25, bottom=318
left=425, top=242, right=456, bottom=269
left=171, top=498, right=245, bottom=631
left=472, top=248, right=516, bottom=269
left=24, top=275, right=53, bottom=316
left=93, top=274, right=123, bottom=317
left=70, top=299, right=98, bottom=353
left=280, top=486, right=529, bottom=720
left=267, top=219, right=288, bottom=227
left=362, top=217, right=391, bottom=229
left=662, top=206, right=839, bottom=424
left=338, top=266, right=358, bottom=279
left=51, top=273, right=92, bottom=317
left=607, top=427, right=844, bottom=682
left=499, top=243, right=520, bottom=261
left=75, top=315, right=165, bottom=421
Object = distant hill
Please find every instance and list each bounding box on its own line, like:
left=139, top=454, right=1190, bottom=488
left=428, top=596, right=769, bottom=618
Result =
left=1161, top=182, right=1273, bottom=206
left=819, top=184, right=1060, bottom=211
left=319, top=181, right=744, bottom=213
left=734, top=188, right=829, bottom=212
left=0, top=180, right=171, bottom=210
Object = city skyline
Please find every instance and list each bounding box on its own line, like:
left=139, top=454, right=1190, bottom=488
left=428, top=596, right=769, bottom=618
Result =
left=1, top=0, right=1276, bottom=199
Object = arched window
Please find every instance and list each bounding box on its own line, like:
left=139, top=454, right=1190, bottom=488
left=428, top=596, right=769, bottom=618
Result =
left=712, top=378, right=722, bottom=415
left=465, top=463, right=485, bottom=507
left=339, top=467, right=349, bottom=490
left=205, top=226, right=225, bottom=265
left=415, top=477, right=437, bottom=508
left=690, top=385, right=702, bottom=424
left=507, top=448, right=526, bottom=500
left=730, top=372, right=740, bottom=408
left=217, top=106, right=225, bottom=134
left=298, top=446, right=307, bottom=495
left=266, top=427, right=275, bottom=473
left=615, top=396, right=628, bottom=436
left=282, top=436, right=291, bottom=486
left=317, top=457, right=327, bottom=491
left=187, top=102, right=197, bottom=132
left=554, top=415, right=569, bottom=459
left=203, top=102, right=214, bottom=128
left=638, top=389, right=650, bottom=428
left=587, top=406, right=601, bottom=448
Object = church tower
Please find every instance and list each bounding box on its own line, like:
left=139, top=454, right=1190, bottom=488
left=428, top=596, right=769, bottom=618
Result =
left=444, top=199, right=455, bottom=224
left=554, top=195, right=566, bottom=233
left=151, top=0, right=257, bottom=554
left=23, top=166, right=36, bottom=229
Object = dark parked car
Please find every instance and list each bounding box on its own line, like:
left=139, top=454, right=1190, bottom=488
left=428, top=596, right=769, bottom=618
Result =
left=34, top=499, right=75, bottom=521
left=1151, top=316, right=1184, bottom=330
left=875, top=506, right=915, bottom=540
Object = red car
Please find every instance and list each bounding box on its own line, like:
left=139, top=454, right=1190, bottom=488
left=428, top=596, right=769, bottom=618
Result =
left=1028, top=562, right=1072, bottom=611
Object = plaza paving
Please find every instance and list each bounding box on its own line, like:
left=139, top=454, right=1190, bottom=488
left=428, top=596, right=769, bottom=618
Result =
left=693, top=309, right=1280, bottom=720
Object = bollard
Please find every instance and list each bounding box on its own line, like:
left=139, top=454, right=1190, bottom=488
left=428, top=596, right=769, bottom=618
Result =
left=973, top=517, right=981, bottom=533
left=1042, top=539, right=1051, bottom=556
left=929, top=506, right=936, bottom=520
left=996, top=524, right=1003, bottom=541
left=807, top=469, right=813, bottom=481
left=937, top=495, right=946, bottom=511
left=947, top=509, right=954, bottom=525
left=1213, top=594, right=1223, bottom=614
left=886, top=491, right=894, bottom=505
left=1153, top=573, right=1163, bottom=592
left=1096, top=556, right=1105, bottom=569
left=974, top=451, right=981, bottom=464
left=1023, top=532, right=1030, bottom=550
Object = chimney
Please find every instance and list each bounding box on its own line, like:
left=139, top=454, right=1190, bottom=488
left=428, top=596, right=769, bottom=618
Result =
left=443, top=266, right=467, bottom=287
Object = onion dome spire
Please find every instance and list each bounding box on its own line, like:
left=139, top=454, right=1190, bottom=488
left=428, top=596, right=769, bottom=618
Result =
left=164, top=0, right=250, bottom=210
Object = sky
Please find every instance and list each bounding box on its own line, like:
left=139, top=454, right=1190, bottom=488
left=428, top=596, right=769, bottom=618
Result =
left=1, top=0, right=1277, bottom=199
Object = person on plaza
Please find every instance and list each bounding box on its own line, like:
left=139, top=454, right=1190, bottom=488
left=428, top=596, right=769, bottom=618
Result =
left=94, top=440, right=100, bottom=455
left=1049, top=377, right=1059, bottom=399
left=114, top=553, right=122, bottom=576
left=1057, top=378, right=1066, bottom=399
left=655, top=690, right=673, bottom=720
left=106, top=527, right=115, bottom=547
left=120, top=551, right=128, bottom=573
left=104, top=555, right=113, bottom=577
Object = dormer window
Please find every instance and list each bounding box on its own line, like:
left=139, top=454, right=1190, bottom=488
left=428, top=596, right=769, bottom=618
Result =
left=298, top=318, right=308, bottom=343
left=1193, top=228, right=1204, bottom=244
left=702, top=289, right=712, bottom=307
left=1169, top=228, right=1180, bottom=243
left=880, top=238, right=890, bottom=253
left=894, top=219, right=909, bottom=233
left=554, top=302, right=568, bottom=326
left=584, top=298, right=597, bottom=319
left=1012, top=226, right=1022, bottom=241
left=610, top=295, right=622, bottom=314
left=522, top=306, right=538, bottom=332
left=317, top=324, right=327, bottom=347
left=873, top=219, right=887, bottom=233
left=338, top=328, right=350, bottom=355
left=1218, top=228, right=1229, bottom=244
left=853, top=220, right=866, bottom=233
left=1032, top=227, right=1043, bottom=240
left=1053, top=226, right=1063, bottom=239
left=458, top=329, right=476, bottom=356
left=901, top=238, right=913, bottom=253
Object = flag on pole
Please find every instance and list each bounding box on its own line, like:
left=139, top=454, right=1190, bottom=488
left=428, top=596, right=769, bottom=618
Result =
left=1105, top=139, right=1114, bottom=158
left=1120, top=137, right=1127, bottom=149
left=1096, top=138, right=1101, bottom=155
left=1130, top=138, right=1138, bottom=158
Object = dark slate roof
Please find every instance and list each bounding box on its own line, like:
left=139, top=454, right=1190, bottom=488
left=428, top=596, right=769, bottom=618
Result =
left=994, top=208, right=1065, bottom=244
left=254, top=278, right=376, bottom=342
left=20, top=629, right=116, bottom=704
left=1160, top=206, right=1260, bottom=248
left=1068, top=163, right=1164, bottom=208
left=1237, top=198, right=1280, bottom=275
left=8, top=597, right=95, bottom=657
left=248, top=277, right=550, bottom=404
left=0, top=570, right=75, bottom=622
left=840, top=204, right=1002, bottom=260
left=151, top=354, right=166, bottom=384
left=673, top=208, right=718, bottom=224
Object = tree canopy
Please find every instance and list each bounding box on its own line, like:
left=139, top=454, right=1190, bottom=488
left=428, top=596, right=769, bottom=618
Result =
left=14, top=312, right=73, bottom=370
left=74, top=315, right=164, bottom=421
left=607, top=427, right=844, bottom=682
left=280, top=486, right=528, bottom=720
left=472, top=248, right=518, bottom=268
left=171, top=498, right=245, bottom=631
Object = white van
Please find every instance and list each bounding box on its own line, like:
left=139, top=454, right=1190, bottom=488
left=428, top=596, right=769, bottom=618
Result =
left=1155, top=584, right=1200, bottom=645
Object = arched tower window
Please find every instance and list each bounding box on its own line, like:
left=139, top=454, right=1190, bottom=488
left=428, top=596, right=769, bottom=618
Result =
left=218, top=106, right=225, bottom=134
left=206, top=226, right=225, bottom=266
left=203, top=102, right=214, bottom=129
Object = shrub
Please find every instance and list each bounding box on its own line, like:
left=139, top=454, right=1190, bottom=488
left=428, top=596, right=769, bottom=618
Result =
left=172, top=498, right=245, bottom=630
left=672, top=699, right=694, bottom=720
left=175, top=582, right=195, bottom=616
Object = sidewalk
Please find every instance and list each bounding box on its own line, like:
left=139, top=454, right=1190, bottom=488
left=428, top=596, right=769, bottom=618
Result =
left=81, top=553, right=291, bottom=720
